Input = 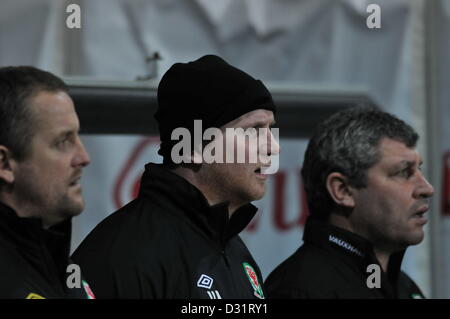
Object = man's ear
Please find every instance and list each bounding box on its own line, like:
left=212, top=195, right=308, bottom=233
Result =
left=0, top=146, right=15, bottom=184
left=326, top=172, right=355, bottom=208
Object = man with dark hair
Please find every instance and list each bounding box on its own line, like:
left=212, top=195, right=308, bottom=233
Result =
left=0, top=66, right=93, bottom=298
left=265, top=106, right=434, bottom=299
left=72, top=55, right=279, bottom=299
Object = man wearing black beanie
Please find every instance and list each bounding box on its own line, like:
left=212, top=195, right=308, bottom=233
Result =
left=72, top=55, right=280, bottom=299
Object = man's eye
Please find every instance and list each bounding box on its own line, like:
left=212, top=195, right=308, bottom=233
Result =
left=56, top=139, right=67, bottom=148
left=57, top=137, right=72, bottom=148
left=398, top=168, right=412, bottom=178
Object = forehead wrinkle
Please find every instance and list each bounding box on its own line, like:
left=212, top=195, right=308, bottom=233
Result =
left=58, top=130, right=76, bottom=139
left=379, top=139, right=418, bottom=160
left=392, top=160, right=415, bottom=170
left=379, top=153, right=422, bottom=174
left=224, top=110, right=274, bottom=129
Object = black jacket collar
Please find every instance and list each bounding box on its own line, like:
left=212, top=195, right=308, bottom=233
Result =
left=303, top=218, right=406, bottom=294
left=0, top=201, right=72, bottom=281
left=138, top=163, right=257, bottom=246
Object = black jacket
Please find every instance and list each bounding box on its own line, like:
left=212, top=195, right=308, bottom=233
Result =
left=265, top=219, right=425, bottom=299
left=0, top=201, right=94, bottom=299
left=72, top=163, right=265, bottom=299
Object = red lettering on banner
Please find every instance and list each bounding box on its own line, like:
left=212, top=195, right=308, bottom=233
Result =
left=443, top=151, right=450, bottom=215
left=113, top=137, right=160, bottom=209
left=115, top=139, right=311, bottom=231
left=273, top=171, right=308, bottom=231
left=245, top=210, right=261, bottom=232
left=132, top=175, right=141, bottom=200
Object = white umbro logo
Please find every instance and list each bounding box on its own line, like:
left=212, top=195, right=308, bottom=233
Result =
left=197, top=274, right=213, bottom=289
left=207, top=290, right=222, bottom=299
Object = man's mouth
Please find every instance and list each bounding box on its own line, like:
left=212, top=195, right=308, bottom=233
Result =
left=411, top=205, right=429, bottom=224
left=254, top=167, right=269, bottom=180
left=70, top=176, right=82, bottom=186
left=255, top=164, right=272, bottom=173
left=414, top=204, right=429, bottom=215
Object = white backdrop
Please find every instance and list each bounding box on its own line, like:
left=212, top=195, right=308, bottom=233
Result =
left=1, top=0, right=447, bottom=297
left=436, top=0, right=450, bottom=299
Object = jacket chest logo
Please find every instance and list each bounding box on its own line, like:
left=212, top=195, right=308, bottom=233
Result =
left=197, top=274, right=214, bottom=289
left=197, top=274, right=221, bottom=299
left=242, top=262, right=264, bottom=299
left=328, top=235, right=364, bottom=257
left=82, top=280, right=96, bottom=299
left=25, top=293, right=45, bottom=299
left=206, top=290, right=222, bottom=299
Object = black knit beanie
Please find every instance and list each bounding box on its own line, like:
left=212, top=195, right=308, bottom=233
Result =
left=155, top=54, right=276, bottom=164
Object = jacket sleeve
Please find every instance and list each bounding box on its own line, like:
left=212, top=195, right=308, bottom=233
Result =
left=71, top=220, right=184, bottom=298
left=72, top=234, right=172, bottom=299
left=0, top=245, right=28, bottom=298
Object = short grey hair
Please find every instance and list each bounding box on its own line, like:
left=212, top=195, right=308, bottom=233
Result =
left=0, top=66, right=68, bottom=161
left=301, top=106, right=419, bottom=221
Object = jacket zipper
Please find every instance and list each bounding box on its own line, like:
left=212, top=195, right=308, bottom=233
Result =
left=222, top=249, right=230, bottom=267
left=221, top=246, right=245, bottom=297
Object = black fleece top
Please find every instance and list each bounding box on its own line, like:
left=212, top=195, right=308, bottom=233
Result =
left=0, top=201, right=93, bottom=299
left=265, top=219, right=425, bottom=299
left=72, top=163, right=265, bottom=299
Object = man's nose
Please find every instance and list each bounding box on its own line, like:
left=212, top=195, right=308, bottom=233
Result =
left=73, top=137, right=91, bottom=167
left=414, top=172, right=434, bottom=199
left=267, top=128, right=280, bottom=156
